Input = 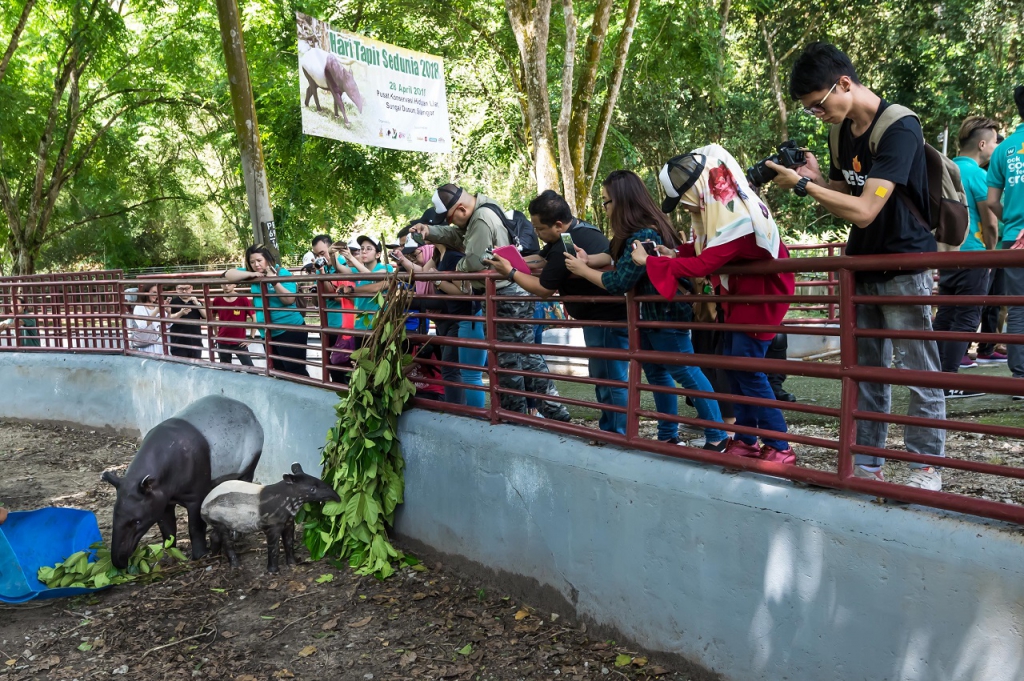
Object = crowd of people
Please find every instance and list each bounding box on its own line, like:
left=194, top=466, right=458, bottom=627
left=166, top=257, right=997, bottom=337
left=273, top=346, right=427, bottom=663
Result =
left=5, top=42, right=1023, bottom=495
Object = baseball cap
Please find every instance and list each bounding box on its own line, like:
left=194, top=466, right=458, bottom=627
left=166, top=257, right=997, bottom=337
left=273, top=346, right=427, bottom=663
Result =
left=431, top=184, right=463, bottom=221
left=397, top=206, right=444, bottom=239
left=356, top=235, right=381, bottom=251
left=658, top=153, right=706, bottom=213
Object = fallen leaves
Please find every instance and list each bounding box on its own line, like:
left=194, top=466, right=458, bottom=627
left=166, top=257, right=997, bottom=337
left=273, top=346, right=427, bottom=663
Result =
left=411, top=592, right=427, bottom=601
left=514, top=609, right=530, bottom=621
left=315, top=573, right=334, bottom=584
left=321, top=618, right=339, bottom=631
left=297, top=645, right=317, bottom=658
left=348, top=615, right=373, bottom=628
left=399, top=651, right=417, bottom=667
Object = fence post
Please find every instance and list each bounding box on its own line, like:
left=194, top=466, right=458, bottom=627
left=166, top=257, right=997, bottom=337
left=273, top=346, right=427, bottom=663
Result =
left=316, top=276, right=330, bottom=384
left=259, top=280, right=273, bottom=376
left=827, top=245, right=837, bottom=322
left=157, top=287, right=169, bottom=356
left=837, top=268, right=857, bottom=480
left=203, top=283, right=216, bottom=363
left=625, top=289, right=641, bottom=442
left=485, top=276, right=499, bottom=425
left=60, top=283, right=72, bottom=349
left=118, top=282, right=131, bottom=354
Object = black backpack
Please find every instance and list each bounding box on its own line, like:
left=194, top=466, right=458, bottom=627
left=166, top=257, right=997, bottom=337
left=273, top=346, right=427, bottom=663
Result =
left=479, top=203, right=541, bottom=255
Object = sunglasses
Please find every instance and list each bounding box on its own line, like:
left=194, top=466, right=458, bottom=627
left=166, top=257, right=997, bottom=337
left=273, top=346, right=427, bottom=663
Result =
left=802, top=80, right=840, bottom=116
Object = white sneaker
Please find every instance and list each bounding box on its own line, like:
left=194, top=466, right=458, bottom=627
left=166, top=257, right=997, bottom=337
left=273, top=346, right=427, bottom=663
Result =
left=906, top=466, right=942, bottom=491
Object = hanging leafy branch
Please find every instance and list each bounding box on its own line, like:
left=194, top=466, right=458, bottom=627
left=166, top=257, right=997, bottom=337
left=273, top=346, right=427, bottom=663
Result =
left=302, top=270, right=417, bottom=579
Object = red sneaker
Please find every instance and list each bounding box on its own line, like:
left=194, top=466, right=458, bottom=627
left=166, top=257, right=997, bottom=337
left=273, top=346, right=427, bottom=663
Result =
left=724, top=439, right=761, bottom=458
left=759, top=445, right=796, bottom=465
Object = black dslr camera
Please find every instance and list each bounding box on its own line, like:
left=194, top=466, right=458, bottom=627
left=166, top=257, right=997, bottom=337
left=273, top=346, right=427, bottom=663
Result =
left=302, top=256, right=329, bottom=274
left=746, top=140, right=807, bottom=188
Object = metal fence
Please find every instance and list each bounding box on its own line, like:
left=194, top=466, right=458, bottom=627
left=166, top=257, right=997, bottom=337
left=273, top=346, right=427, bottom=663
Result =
left=1, top=247, right=1023, bottom=525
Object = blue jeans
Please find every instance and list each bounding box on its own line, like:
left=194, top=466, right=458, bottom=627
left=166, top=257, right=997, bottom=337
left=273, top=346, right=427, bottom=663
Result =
left=854, top=272, right=945, bottom=468
left=640, top=328, right=728, bottom=443
left=458, top=313, right=487, bottom=409
left=581, top=326, right=629, bottom=435
left=722, top=331, right=789, bottom=451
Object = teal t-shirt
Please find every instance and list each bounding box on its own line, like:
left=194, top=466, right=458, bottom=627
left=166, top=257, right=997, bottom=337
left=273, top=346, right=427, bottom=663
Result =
left=953, top=156, right=988, bottom=251
left=351, top=263, right=393, bottom=330
left=987, top=123, right=1024, bottom=243
left=239, top=267, right=305, bottom=338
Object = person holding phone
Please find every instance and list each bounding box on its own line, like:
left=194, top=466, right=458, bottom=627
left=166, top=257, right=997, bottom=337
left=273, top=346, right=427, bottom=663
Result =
left=488, top=190, right=639, bottom=435
left=224, top=246, right=308, bottom=376
left=166, top=283, right=207, bottom=359
left=562, top=173, right=729, bottom=450
left=211, top=282, right=255, bottom=366
left=633, top=145, right=797, bottom=464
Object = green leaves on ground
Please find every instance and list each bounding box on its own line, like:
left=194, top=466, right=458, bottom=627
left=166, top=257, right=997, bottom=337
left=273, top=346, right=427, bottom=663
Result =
left=37, top=536, right=187, bottom=590
left=303, top=274, right=416, bottom=579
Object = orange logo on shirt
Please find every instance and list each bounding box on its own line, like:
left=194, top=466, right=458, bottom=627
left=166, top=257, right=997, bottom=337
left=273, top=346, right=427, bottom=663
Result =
left=852, top=156, right=862, bottom=173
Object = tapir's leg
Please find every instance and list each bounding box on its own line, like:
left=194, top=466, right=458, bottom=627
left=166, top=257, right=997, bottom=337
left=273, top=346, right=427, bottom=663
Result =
left=223, top=532, right=241, bottom=568
left=157, top=505, right=177, bottom=544
left=265, top=528, right=282, bottom=573
left=185, top=502, right=209, bottom=560
left=282, top=521, right=296, bottom=567
left=302, top=68, right=321, bottom=110
left=208, top=527, right=223, bottom=556
left=237, top=452, right=261, bottom=483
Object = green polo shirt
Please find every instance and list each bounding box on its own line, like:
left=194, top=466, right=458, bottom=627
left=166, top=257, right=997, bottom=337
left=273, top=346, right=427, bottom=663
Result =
left=987, top=122, right=1024, bottom=243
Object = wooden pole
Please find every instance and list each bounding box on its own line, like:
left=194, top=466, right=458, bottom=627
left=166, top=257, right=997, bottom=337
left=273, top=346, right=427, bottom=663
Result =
left=215, top=0, right=279, bottom=258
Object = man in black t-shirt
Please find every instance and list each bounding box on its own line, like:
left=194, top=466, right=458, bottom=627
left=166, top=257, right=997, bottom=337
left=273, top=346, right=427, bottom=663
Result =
left=766, top=42, right=945, bottom=492
left=488, top=190, right=630, bottom=435
left=167, top=283, right=207, bottom=360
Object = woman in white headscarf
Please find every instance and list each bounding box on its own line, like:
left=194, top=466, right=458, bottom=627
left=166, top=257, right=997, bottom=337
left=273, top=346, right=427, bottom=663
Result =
left=632, top=144, right=797, bottom=464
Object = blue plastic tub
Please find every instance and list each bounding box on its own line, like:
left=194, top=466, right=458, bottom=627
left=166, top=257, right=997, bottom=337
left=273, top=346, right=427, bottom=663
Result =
left=0, top=508, right=105, bottom=603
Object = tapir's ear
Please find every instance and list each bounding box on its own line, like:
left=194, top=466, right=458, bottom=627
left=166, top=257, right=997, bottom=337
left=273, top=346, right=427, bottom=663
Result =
left=101, top=470, right=121, bottom=489
left=138, top=475, right=155, bottom=495
left=282, top=474, right=296, bottom=484
left=290, top=463, right=303, bottom=475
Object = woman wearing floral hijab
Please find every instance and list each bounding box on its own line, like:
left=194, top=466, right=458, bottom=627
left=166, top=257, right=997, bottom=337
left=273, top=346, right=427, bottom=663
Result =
left=634, top=144, right=797, bottom=464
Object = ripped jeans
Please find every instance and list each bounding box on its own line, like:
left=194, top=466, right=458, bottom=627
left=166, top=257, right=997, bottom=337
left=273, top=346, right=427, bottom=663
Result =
left=854, top=272, right=945, bottom=468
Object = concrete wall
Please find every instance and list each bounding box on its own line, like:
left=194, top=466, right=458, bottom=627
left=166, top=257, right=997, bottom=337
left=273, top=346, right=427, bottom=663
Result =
left=2, top=352, right=1023, bottom=681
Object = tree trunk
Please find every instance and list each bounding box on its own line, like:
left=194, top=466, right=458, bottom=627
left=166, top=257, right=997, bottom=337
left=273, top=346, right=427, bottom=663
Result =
left=505, top=0, right=558, bottom=194
left=760, top=20, right=788, bottom=141
left=556, top=0, right=578, bottom=214
left=0, top=0, right=38, bottom=84
left=215, top=0, right=276, bottom=254
left=580, top=0, right=641, bottom=210
left=567, top=0, right=613, bottom=206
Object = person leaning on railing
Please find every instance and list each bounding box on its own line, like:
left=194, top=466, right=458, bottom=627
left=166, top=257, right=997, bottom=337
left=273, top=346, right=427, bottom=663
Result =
left=410, top=184, right=571, bottom=422
left=310, top=233, right=350, bottom=382
left=337, top=235, right=393, bottom=346
left=224, top=246, right=308, bottom=377
left=564, top=170, right=730, bottom=450
left=768, top=42, right=945, bottom=490
left=487, top=189, right=631, bottom=436
left=396, top=209, right=488, bottom=409
left=637, top=145, right=797, bottom=465
left=0, top=296, right=40, bottom=348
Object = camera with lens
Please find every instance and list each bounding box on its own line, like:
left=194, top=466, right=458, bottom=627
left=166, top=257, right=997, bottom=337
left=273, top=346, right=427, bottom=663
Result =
left=302, top=256, right=329, bottom=274
left=746, top=140, right=807, bottom=188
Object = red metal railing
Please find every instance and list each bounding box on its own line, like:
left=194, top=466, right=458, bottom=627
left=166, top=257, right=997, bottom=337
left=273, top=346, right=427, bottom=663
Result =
left=2, top=247, right=1023, bottom=525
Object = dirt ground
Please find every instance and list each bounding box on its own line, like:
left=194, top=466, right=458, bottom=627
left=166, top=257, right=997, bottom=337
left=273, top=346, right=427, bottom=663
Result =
left=0, top=420, right=714, bottom=681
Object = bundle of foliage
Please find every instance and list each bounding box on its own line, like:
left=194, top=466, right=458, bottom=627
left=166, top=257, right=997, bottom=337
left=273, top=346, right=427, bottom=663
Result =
left=37, top=536, right=187, bottom=589
left=302, top=269, right=417, bottom=579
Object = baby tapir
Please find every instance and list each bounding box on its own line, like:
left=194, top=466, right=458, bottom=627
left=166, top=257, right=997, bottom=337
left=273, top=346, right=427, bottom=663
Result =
left=201, top=463, right=340, bottom=573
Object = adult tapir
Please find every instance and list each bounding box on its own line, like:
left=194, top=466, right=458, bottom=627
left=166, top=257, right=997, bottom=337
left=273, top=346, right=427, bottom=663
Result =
left=101, top=395, right=264, bottom=569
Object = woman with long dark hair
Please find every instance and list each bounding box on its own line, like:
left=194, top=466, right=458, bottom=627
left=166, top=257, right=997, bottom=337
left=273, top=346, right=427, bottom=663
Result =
left=225, top=246, right=308, bottom=376
left=565, top=170, right=729, bottom=450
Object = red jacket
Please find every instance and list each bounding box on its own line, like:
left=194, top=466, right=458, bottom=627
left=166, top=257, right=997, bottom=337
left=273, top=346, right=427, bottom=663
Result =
left=645, top=233, right=795, bottom=341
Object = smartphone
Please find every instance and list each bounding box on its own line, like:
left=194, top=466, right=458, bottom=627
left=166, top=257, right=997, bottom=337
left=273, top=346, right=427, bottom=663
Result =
left=639, top=240, right=658, bottom=256
left=482, top=250, right=495, bottom=261
left=560, top=232, right=575, bottom=252
left=410, top=232, right=425, bottom=246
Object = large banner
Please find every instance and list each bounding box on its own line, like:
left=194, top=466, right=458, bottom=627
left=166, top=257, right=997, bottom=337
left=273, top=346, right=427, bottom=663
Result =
left=296, top=12, right=452, bottom=153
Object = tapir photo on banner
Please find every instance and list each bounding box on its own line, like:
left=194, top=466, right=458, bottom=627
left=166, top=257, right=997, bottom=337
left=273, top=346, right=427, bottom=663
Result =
left=296, top=11, right=453, bottom=154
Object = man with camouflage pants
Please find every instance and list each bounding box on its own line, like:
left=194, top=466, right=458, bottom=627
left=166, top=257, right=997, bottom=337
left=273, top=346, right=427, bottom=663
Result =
left=410, top=183, right=571, bottom=421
